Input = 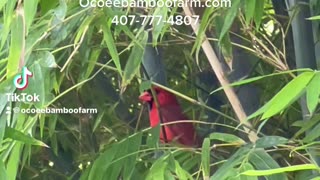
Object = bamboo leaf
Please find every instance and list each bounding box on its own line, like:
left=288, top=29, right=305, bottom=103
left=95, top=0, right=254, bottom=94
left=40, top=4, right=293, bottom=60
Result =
left=307, top=15, right=320, bottom=20
left=4, top=127, right=48, bottom=147
left=0, top=160, right=7, bottom=180
left=261, top=72, right=315, bottom=119
left=209, top=132, right=245, bottom=144
left=255, top=136, right=288, bottom=148
left=7, top=7, right=24, bottom=77
left=210, top=145, right=252, bottom=179
left=306, top=73, right=320, bottom=115
left=303, top=122, right=320, bottom=143
left=24, top=0, right=38, bottom=34
left=122, top=31, right=148, bottom=87
left=254, top=0, right=265, bottom=28
left=248, top=72, right=315, bottom=120
left=239, top=163, right=257, bottom=180
left=244, top=0, right=256, bottom=25
left=153, top=6, right=168, bottom=44
left=249, top=150, right=287, bottom=180
left=102, top=20, right=122, bottom=76
left=6, top=143, right=22, bottom=180
left=219, top=0, right=240, bottom=42
left=174, top=160, right=193, bottom=180
left=146, top=158, right=168, bottom=180
left=242, top=164, right=318, bottom=176
left=201, top=138, right=210, bottom=178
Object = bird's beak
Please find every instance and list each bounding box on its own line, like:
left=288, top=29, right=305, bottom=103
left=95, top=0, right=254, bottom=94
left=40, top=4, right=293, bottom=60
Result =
left=139, top=91, right=152, bottom=102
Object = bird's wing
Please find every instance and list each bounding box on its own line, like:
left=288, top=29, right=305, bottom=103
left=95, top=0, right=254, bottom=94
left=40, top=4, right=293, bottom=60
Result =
left=158, top=105, right=199, bottom=146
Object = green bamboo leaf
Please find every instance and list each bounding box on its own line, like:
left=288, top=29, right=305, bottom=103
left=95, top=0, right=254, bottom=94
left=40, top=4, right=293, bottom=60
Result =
left=123, top=132, right=142, bottom=180
left=242, top=164, right=318, bottom=176
left=261, top=72, right=315, bottom=119
left=306, top=73, right=320, bottom=115
left=293, top=114, right=320, bottom=138
left=84, top=48, right=101, bottom=80
left=122, top=31, right=148, bottom=87
left=254, top=0, right=265, bottom=28
left=210, top=69, right=311, bottom=95
left=201, top=138, right=210, bottom=178
left=146, top=125, right=160, bottom=148
left=192, top=7, right=215, bottom=55
left=0, top=160, right=7, bottom=180
left=7, top=8, right=24, bottom=77
left=210, top=145, right=252, bottom=180
left=108, top=140, right=130, bottom=180
left=174, top=160, right=193, bottom=180
left=239, top=163, right=257, bottom=180
left=307, top=15, right=320, bottom=20
left=38, top=51, right=58, bottom=68
left=6, top=143, right=22, bottom=180
left=102, top=20, right=122, bottom=76
left=146, top=158, right=168, bottom=180
left=255, top=136, right=288, bottom=148
left=248, top=72, right=314, bottom=120
left=153, top=6, right=168, bottom=44
left=0, top=0, right=8, bottom=11
left=27, top=62, right=46, bottom=108
left=249, top=150, right=286, bottom=180
left=244, top=0, right=256, bottom=25
left=219, top=0, right=240, bottom=42
left=4, top=127, right=48, bottom=147
left=216, top=15, right=233, bottom=62
left=0, top=77, right=15, bottom=145
left=1, top=0, right=16, bottom=50
left=88, top=144, right=118, bottom=180
left=24, top=0, right=38, bottom=34
left=93, top=111, right=105, bottom=132
left=303, top=122, right=320, bottom=143
left=39, top=0, right=59, bottom=14
left=209, top=133, right=246, bottom=144
left=74, top=16, right=95, bottom=45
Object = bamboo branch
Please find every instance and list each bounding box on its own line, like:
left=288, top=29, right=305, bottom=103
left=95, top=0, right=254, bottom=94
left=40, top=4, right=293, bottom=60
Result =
left=182, top=6, right=258, bottom=142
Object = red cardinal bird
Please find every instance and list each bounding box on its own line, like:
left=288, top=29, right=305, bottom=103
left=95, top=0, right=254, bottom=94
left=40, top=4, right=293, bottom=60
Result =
left=139, top=86, right=200, bottom=147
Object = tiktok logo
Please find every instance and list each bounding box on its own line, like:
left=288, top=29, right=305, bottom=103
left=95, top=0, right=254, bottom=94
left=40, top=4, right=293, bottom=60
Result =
left=13, top=67, right=33, bottom=90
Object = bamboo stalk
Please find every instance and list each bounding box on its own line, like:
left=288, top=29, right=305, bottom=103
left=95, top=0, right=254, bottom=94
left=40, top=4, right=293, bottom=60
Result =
left=182, top=6, right=258, bottom=142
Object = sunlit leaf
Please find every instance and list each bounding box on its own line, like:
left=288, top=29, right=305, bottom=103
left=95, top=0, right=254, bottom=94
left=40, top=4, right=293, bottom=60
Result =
left=24, top=0, right=38, bottom=34
left=7, top=7, right=24, bottom=77
left=248, top=72, right=315, bottom=120
left=242, top=164, right=318, bottom=176
left=306, top=73, right=320, bottom=115
left=0, top=160, right=7, bottom=180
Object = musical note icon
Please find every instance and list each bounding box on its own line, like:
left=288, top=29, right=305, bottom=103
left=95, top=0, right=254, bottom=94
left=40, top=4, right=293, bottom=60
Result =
left=13, top=67, right=33, bottom=90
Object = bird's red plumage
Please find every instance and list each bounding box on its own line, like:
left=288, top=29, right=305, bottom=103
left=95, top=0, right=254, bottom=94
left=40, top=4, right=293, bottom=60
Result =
left=139, top=86, right=200, bottom=147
